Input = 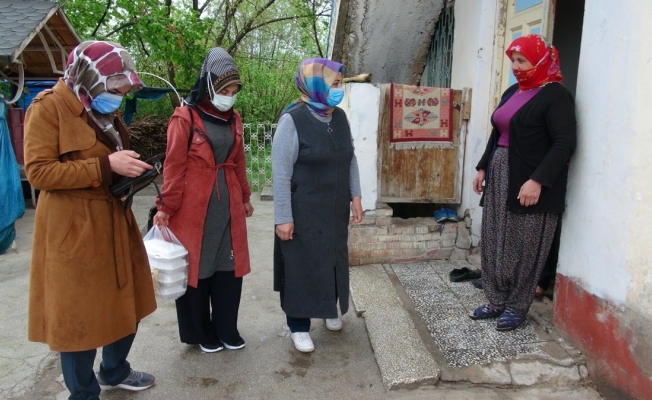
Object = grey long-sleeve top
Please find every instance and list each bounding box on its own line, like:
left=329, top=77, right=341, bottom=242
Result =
left=272, top=109, right=362, bottom=225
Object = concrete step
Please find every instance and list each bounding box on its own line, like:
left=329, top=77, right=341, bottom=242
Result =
left=349, top=264, right=441, bottom=390
left=350, top=261, right=590, bottom=389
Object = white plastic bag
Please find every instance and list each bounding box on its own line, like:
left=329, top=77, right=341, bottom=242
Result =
left=143, top=226, right=188, bottom=300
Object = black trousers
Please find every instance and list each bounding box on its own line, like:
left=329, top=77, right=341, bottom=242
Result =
left=538, top=220, right=562, bottom=290
left=175, top=271, right=243, bottom=345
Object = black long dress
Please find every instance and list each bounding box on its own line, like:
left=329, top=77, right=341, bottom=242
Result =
left=273, top=104, right=353, bottom=319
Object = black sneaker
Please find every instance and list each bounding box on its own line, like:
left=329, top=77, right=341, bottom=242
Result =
left=97, top=369, right=155, bottom=391
left=221, top=337, right=246, bottom=350
left=199, top=342, right=224, bottom=353
left=471, top=278, right=483, bottom=289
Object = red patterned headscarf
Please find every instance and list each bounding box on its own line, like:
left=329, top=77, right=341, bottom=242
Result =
left=64, top=41, right=143, bottom=149
left=506, top=34, right=563, bottom=91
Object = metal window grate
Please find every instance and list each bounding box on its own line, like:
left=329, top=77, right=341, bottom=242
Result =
left=423, top=2, right=455, bottom=88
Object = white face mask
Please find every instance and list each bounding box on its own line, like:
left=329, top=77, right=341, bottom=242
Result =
left=212, top=93, right=237, bottom=111
left=208, top=76, right=237, bottom=111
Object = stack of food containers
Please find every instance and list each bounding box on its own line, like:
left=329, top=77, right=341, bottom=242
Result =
left=144, top=235, right=188, bottom=300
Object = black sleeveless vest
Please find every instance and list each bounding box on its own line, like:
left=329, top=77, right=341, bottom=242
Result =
left=274, top=103, right=353, bottom=318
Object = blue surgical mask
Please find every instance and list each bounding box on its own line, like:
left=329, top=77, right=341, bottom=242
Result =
left=327, top=87, right=344, bottom=107
left=91, top=92, right=123, bottom=114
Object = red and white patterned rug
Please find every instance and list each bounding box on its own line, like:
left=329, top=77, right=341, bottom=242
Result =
left=390, top=84, right=453, bottom=149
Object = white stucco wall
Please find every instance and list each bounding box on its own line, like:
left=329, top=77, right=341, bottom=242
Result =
left=559, top=0, right=652, bottom=313
left=449, top=0, right=499, bottom=245
left=340, top=83, right=380, bottom=212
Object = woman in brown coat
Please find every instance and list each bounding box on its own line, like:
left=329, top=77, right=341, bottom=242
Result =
left=24, top=41, right=157, bottom=399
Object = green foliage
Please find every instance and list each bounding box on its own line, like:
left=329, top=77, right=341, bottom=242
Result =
left=235, top=55, right=301, bottom=123
left=58, top=0, right=331, bottom=123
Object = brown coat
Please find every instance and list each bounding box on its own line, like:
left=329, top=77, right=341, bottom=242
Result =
left=24, top=80, right=156, bottom=352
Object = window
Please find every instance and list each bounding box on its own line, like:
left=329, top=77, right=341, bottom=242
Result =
left=422, top=1, right=455, bottom=88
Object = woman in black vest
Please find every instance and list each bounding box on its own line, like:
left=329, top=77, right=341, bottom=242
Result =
left=470, top=34, right=576, bottom=331
left=272, top=58, right=363, bottom=352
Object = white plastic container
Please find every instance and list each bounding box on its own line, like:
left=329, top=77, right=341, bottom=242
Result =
left=148, top=255, right=187, bottom=271
left=156, top=270, right=187, bottom=284
left=144, top=238, right=188, bottom=260
left=157, top=284, right=187, bottom=300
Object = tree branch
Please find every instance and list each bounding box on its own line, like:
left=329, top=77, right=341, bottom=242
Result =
left=227, top=13, right=316, bottom=54
left=310, top=3, right=324, bottom=58
left=215, top=0, right=247, bottom=47
left=166, top=61, right=181, bottom=107
left=138, top=36, right=150, bottom=57
left=105, top=20, right=138, bottom=38
left=198, top=0, right=214, bottom=16
left=91, top=0, right=113, bottom=37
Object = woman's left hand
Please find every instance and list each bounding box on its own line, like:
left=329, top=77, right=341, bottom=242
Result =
left=517, top=179, right=542, bottom=207
left=351, top=196, right=363, bottom=223
left=244, top=202, right=254, bottom=217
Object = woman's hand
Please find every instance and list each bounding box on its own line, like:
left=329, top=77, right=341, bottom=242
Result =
left=351, top=196, right=363, bottom=223
left=276, top=223, right=294, bottom=241
left=518, top=179, right=542, bottom=207
left=108, top=150, right=152, bottom=177
left=244, top=202, right=254, bottom=217
left=153, top=211, right=170, bottom=228
left=473, top=170, right=486, bottom=195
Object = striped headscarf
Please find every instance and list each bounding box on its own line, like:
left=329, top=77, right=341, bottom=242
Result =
left=185, top=47, right=242, bottom=107
left=283, top=58, right=344, bottom=117
left=64, top=40, right=143, bottom=150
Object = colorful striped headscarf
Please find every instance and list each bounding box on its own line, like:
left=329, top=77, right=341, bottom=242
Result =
left=283, top=58, right=344, bottom=117
left=64, top=40, right=143, bottom=150
left=506, top=34, right=563, bottom=91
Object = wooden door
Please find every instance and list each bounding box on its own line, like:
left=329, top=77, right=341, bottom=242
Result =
left=377, top=85, right=468, bottom=203
left=501, top=0, right=554, bottom=92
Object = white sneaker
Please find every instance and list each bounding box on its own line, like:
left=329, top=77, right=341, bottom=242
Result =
left=325, top=318, right=342, bottom=331
left=291, top=332, right=315, bottom=353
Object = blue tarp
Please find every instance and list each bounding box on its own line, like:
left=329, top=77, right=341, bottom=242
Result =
left=16, top=81, right=57, bottom=111
left=124, top=86, right=176, bottom=125
left=0, top=102, right=25, bottom=254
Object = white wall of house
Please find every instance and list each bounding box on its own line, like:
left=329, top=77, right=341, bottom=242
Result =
left=559, top=0, right=652, bottom=313
left=340, top=83, right=380, bottom=212
left=449, top=0, right=499, bottom=245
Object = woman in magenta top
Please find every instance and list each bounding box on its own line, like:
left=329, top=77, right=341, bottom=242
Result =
left=470, top=34, right=577, bottom=330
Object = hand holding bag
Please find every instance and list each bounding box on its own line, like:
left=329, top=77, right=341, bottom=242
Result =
left=143, top=226, right=188, bottom=300
left=109, top=153, right=165, bottom=209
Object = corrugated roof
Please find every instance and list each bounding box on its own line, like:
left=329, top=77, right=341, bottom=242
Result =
left=0, top=1, right=59, bottom=64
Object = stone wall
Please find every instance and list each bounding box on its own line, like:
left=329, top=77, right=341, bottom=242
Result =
left=349, top=204, right=478, bottom=267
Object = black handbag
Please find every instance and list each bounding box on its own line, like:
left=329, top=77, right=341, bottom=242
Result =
left=109, top=153, right=165, bottom=209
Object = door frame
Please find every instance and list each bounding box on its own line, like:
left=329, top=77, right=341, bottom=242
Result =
left=489, top=0, right=555, bottom=120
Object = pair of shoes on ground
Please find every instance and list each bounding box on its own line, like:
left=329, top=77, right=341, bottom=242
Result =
left=200, top=336, right=246, bottom=353
left=434, top=208, right=458, bottom=223
left=98, top=369, right=155, bottom=392
left=290, top=318, right=342, bottom=353
left=449, top=267, right=481, bottom=282
left=471, top=277, right=483, bottom=289
left=469, top=303, right=525, bottom=331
